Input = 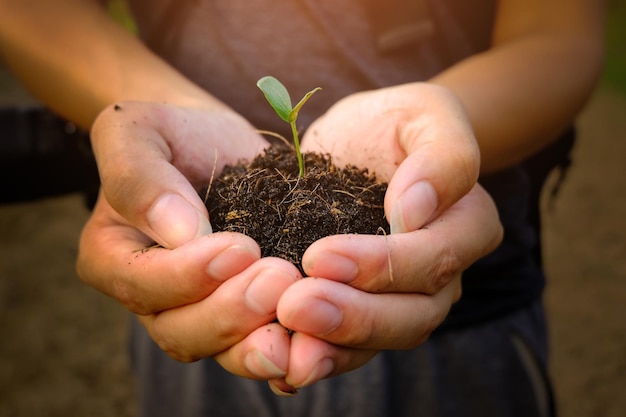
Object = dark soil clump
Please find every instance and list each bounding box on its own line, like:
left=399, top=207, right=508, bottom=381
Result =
left=204, top=146, right=390, bottom=272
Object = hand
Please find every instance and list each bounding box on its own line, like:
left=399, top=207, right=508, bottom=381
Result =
left=270, top=83, right=503, bottom=391
left=77, top=101, right=301, bottom=380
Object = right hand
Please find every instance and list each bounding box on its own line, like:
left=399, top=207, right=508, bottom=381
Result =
left=77, top=101, right=301, bottom=380
left=272, top=84, right=503, bottom=390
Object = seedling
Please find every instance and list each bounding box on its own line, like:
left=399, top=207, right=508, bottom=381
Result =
left=257, top=76, right=321, bottom=177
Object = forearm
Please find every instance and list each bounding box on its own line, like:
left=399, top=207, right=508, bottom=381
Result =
left=0, top=0, right=221, bottom=130
left=430, top=1, right=605, bottom=173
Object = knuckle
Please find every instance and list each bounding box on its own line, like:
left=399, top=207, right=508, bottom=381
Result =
left=151, top=310, right=243, bottom=364
left=149, top=318, right=200, bottom=363
left=426, top=245, right=463, bottom=293
left=76, top=250, right=153, bottom=316
left=162, top=344, right=199, bottom=363
left=110, top=277, right=152, bottom=315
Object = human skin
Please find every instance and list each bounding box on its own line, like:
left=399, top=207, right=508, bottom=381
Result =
left=81, top=95, right=500, bottom=386
left=0, top=0, right=604, bottom=395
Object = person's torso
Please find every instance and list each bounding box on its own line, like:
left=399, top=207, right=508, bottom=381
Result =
left=126, top=0, right=551, bottom=329
left=126, top=0, right=489, bottom=133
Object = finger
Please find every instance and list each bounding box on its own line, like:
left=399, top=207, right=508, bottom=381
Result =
left=277, top=276, right=460, bottom=351
left=283, top=332, right=377, bottom=389
left=268, top=379, right=299, bottom=397
left=139, top=257, right=301, bottom=362
left=386, top=84, right=481, bottom=232
left=302, top=184, right=503, bottom=294
left=77, top=196, right=261, bottom=314
left=214, top=322, right=292, bottom=380
left=267, top=333, right=378, bottom=394
left=91, top=101, right=267, bottom=248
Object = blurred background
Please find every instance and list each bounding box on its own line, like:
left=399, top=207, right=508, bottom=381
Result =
left=1, top=1, right=625, bottom=416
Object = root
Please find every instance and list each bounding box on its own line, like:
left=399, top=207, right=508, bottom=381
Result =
left=378, top=226, right=394, bottom=283
left=204, top=148, right=219, bottom=204
left=256, top=129, right=293, bottom=148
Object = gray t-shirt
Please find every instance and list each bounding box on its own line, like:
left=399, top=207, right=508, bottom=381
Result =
left=126, top=0, right=474, bottom=135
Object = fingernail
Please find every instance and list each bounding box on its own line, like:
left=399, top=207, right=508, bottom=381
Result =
left=147, top=193, right=212, bottom=248
left=305, top=252, right=358, bottom=283
left=390, top=181, right=438, bottom=234
left=291, top=358, right=334, bottom=388
left=245, top=350, right=286, bottom=378
left=206, top=245, right=260, bottom=282
left=245, top=269, right=298, bottom=316
left=293, top=298, right=342, bottom=335
left=268, top=380, right=298, bottom=397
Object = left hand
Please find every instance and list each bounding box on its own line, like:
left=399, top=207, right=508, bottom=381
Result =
left=78, top=101, right=303, bottom=381
left=269, top=83, right=503, bottom=393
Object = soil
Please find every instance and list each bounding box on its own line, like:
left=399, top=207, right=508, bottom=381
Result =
left=1, top=61, right=625, bottom=417
left=205, top=146, right=389, bottom=272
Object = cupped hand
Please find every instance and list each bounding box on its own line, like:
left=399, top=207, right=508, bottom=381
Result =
left=271, top=83, right=503, bottom=390
left=79, top=100, right=268, bottom=307
left=89, top=101, right=269, bottom=249
left=301, top=82, right=481, bottom=230
left=276, top=185, right=501, bottom=389
left=77, top=101, right=303, bottom=379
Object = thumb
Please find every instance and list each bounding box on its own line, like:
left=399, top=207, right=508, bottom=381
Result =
left=385, top=84, right=480, bottom=233
left=91, top=101, right=215, bottom=248
left=388, top=180, right=439, bottom=234
left=147, top=192, right=213, bottom=248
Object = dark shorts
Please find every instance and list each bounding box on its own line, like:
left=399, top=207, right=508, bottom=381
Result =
left=130, top=301, right=554, bottom=417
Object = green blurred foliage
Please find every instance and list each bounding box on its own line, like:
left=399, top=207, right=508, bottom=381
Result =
left=106, top=0, right=137, bottom=34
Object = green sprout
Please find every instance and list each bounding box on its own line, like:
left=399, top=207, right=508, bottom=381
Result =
left=257, top=76, right=321, bottom=177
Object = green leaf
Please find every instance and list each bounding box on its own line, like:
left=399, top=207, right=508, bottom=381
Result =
left=291, top=87, right=322, bottom=122
left=257, top=76, right=292, bottom=123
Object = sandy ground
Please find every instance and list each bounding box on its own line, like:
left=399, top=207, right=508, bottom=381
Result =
left=1, top=74, right=625, bottom=415
left=543, top=87, right=626, bottom=417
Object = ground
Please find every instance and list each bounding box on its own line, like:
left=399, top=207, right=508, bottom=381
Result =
left=1, top=73, right=625, bottom=415
left=543, top=87, right=626, bottom=417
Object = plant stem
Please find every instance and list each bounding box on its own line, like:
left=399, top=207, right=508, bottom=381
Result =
left=290, top=121, right=305, bottom=177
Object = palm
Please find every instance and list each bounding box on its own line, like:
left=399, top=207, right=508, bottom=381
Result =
left=301, top=89, right=407, bottom=183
